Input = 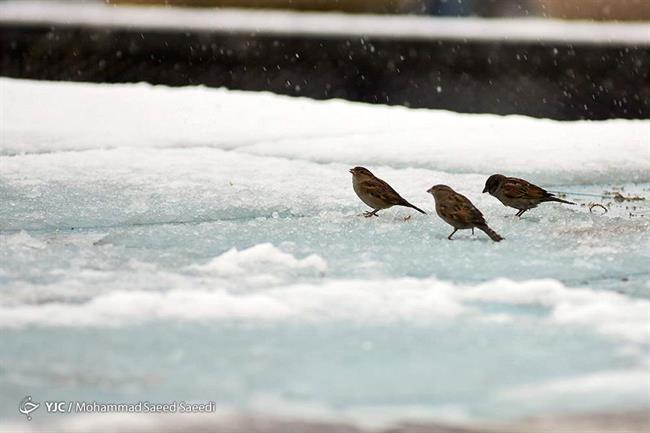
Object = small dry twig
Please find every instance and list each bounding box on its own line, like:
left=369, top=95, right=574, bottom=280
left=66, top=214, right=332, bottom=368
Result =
left=589, top=203, right=608, bottom=214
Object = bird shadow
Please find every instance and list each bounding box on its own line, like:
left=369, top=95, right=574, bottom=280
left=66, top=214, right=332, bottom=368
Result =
left=502, top=215, right=541, bottom=223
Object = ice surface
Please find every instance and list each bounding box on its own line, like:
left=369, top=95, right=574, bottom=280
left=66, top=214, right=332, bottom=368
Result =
left=0, top=78, right=649, bottom=427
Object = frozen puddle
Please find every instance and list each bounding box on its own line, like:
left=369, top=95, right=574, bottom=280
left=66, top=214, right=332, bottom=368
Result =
left=0, top=78, right=649, bottom=426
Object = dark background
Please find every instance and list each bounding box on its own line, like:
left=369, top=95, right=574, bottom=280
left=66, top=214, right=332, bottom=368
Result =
left=1, top=21, right=649, bottom=120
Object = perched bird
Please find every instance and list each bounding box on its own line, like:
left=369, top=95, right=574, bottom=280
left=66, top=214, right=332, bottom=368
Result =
left=483, top=174, right=575, bottom=217
left=427, top=185, right=503, bottom=242
left=350, top=167, right=426, bottom=217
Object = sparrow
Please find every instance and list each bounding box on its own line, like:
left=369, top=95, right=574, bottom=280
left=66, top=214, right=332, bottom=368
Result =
left=483, top=174, right=575, bottom=217
left=427, top=185, right=503, bottom=242
left=350, top=167, right=426, bottom=217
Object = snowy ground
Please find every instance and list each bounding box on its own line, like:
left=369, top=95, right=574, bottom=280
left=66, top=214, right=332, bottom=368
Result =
left=0, top=78, right=649, bottom=430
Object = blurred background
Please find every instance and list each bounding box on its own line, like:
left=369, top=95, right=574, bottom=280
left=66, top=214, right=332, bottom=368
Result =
left=1, top=0, right=649, bottom=119
left=37, top=0, right=650, bottom=19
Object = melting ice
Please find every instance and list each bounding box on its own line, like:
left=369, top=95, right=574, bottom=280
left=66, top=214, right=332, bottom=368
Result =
left=0, top=78, right=649, bottom=426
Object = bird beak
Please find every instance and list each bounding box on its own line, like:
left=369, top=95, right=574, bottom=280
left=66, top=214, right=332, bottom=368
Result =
left=482, top=187, right=488, bottom=193
left=349, top=169, right=354, bottom=174
left=426, top=188, right=432, bottom=194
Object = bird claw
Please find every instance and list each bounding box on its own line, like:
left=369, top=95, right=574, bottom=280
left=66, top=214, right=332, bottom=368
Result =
left=363, top=211, right=378, bottom=218
left=403, top=215, right=412, bottom=221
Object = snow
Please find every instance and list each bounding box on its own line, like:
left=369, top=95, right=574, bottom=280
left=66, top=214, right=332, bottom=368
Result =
left=2, top=231, right=47, bottom=250
left=3, top=79, right=648, bottom=186
left=189, top=243, right=327, bottom=283
left=1, top=273, right=647, bottom=346
left=1, top=1, right=649, bottom=45
left=0, top=78, right=649, bottom=426
left=499, top=368, right=650, bottom=401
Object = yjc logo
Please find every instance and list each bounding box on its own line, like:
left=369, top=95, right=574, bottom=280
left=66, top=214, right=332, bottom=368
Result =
left=44, top=401, right=68, bottom=413
left=19, top=396, right=40, bottom=421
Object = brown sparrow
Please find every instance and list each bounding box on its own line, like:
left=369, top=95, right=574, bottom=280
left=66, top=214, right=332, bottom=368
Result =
left=350, top=167, right=426, bottom=217
left=427, top=185, right=503, bottom=241
left=483, top=174, right=575, bottom=217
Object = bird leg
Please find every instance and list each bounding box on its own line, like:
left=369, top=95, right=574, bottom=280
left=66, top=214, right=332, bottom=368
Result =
left=363, top=209, right=380, bottom=218
left=447, top=229, right=458, bottom=240
left=471, top=228, right=475, bottom=235
left=516, top=209, right=528, bottom=217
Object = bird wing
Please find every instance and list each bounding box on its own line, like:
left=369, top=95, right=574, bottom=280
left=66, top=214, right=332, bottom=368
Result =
left=445, top=191, right=486, bottom=225
left=502, top=178, right=550, bottom=200
left=362, top=178, right=404, bottom=205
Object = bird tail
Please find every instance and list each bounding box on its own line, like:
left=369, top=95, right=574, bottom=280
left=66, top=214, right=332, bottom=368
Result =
left=477, top=224, right=503, bottom=242
left=547, top=196, right=576, bottom=205
left=404, top=202, right=427, bottom=214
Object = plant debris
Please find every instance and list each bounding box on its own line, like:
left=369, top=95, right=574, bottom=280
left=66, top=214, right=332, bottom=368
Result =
left=589, top=203, right=608, bottom=214
left=611, top=192, right=645, bottom=202
left=603, top=191, right=645, bottom=203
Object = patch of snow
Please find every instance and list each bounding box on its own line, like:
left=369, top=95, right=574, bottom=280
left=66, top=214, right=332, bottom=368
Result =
left=2, top=79, right=648, bottom=186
